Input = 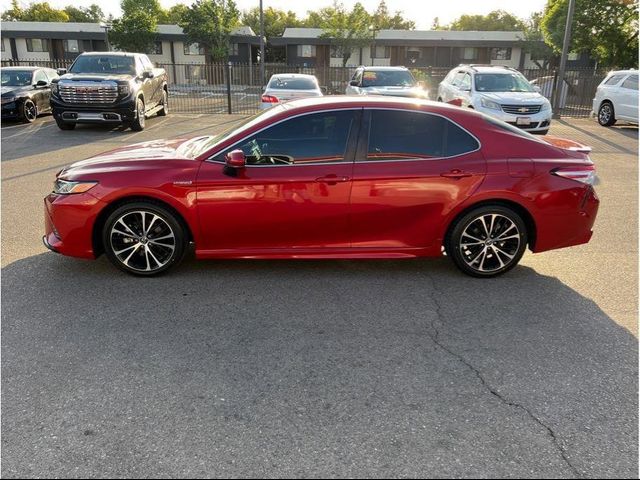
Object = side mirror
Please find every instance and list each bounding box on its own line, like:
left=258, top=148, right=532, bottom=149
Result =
left=143, top=70, right=155, bottom=79
left=349, top=80, right=359, bottom=87
left=225, top=149, right=246, bottom=168
left=57, top=68, right=67, bottom=75
left=35, top=80, right=48, bottom=88
left=533, top=85, right=542, bottom=93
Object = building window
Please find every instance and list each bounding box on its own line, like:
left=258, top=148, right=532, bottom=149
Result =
left=184, top=42, right=205, bottom=55
left=490, top=47, right=511, bottom=61
left=330, top=45, right=344, bottom=58
left=230, top=43, right=239, bottom=56
left=371, top=45, right=390, bottom=59
left=63, top=39, right=79, bottom=53
left=567, top=51, right=579, bottom=61
left=1, top=40, right=4, bottom=52
left=296, top=45, right=316, bottom=58
left=462, top=47, right=478, bottom=60
left=26, top=39, right=49, bottom=52
left=151, top=41, right=163, bottom=55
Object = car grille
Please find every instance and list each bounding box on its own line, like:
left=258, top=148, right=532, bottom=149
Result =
left=59, top=83, right=118, bottom=104
left=501, top=104, right=542, bottom=115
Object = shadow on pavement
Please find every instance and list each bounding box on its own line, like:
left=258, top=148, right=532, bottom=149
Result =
left=2, top=253, right=638, bottom=478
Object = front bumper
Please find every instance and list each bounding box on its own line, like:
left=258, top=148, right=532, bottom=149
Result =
left=476, top=105, right=552, bottom=132
left=50, top=95, right=136, bottom=124
left=2, top=101, right=20, bottom=119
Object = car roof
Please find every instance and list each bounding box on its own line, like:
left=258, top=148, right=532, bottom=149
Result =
left=359, top=66, right=409, bottom=71
left=269, top=73, right=317, bottom=80
left=608, top=69, right=637, bottom=76
left=77, top=51, right=139, bottom=57
left=280, top=95, right=464, bottom=113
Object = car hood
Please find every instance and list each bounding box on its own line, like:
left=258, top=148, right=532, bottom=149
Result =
left=58, top=73, right=133, bottom=83
left=479, top=91, right=547, bottom=103
left=1, top=85, right=31, bottom=97
left=362, top=85, right=428, bottom=98
left=61, top=137, right=209, bottom=176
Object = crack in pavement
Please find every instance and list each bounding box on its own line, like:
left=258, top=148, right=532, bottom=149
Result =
left=423, top=271, right=582, bottom=479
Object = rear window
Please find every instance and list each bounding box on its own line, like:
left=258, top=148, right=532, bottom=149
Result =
left=604, top=74, right=626, bottom=85
left=365, top=110, right=479, bottom=160
left=621, top=74, right=638, bottom=90
left=361, top=70, right=416, bottom=88
left=268, top=77, right=317, bottom=90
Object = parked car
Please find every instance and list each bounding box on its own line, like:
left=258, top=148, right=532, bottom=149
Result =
left=261, top=73, right=323, bottom=109
left=43, top=97, right=598, bottom=278
left=345, top=66, right=429, bottom=99
left=50, top=52, right=168, bottom=131
left=1, top=66, right=59, bottom=123
left=437, top=64, right=552, bottom=134
left=592, top=70, right=638, bottom=126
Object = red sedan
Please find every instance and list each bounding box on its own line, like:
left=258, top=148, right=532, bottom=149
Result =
left=44, top=97, right=599, bottom=277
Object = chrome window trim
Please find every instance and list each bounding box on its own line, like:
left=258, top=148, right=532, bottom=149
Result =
left=205, top=107, right=363, bottom=167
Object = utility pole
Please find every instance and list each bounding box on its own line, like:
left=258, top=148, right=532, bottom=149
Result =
left=552, top=0, right=576, bottom=118
left=260, top=0, right=265, bottom=88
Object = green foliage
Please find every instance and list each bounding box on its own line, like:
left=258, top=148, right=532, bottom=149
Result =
left=242, top=7, right=302, bottom=62
left=179, top=0, right=240, bottom=62
left=11, top=2, right=69, bottom=22
left=63, top=4, right=104, bottom=23
left=315, top=1, right=373, bottom=67
left=371, top=0, right=415, bottom=30
left=2, top=0, right=23, bottom=21
left=447, top=10, right=524, bottom=31
left=109, top=0, right=159, bottom=53
left=520, top=12, right=556, bottom=68
left=542, top=0, right=639, bottom=68
left=159, top=4, right=190, bottom=25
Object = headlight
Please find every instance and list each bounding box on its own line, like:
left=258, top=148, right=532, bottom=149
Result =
left=541, top=101, right=552, bottom=111
left=118, top=84, right=130, bottom=96
left=53, top=179, right=98, bottom=194
left=480, top=97, right=501, bottom=110
left=1, top=96, right=16, bottom=105
left=51, top=83, right=58, bottom=95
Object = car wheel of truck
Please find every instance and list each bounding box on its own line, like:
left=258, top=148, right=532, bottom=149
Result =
left=55, top=118, right=75, bottom=130
left=131, top=98, right=145, bottom=131
left=158, top=89, right=168, bottom=116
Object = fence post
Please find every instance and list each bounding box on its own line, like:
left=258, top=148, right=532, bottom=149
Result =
left=225, top=61, right=232, bottom=115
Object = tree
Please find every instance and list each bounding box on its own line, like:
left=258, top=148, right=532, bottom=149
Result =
left=242, top=7, right=302, bottom=61
left=315, top=2, right=373, bottom=67
left=371, top=0, right=414, bottom=30
left=109, top=0, right=160, bottom=53
left=519, top=12, right=555, bottom=69
left=2, top=0, right=23, bottom=21
left=448, top=9, right=524, bottom=31
left=179, top=0, right=240, bottom=62
left=17, top=2, right=69, bottom=22
left=542, top=0, right=638, bottom=68
left=159, top=4, right=190, bottom=24
left=63, top=4, right=104, bottom=23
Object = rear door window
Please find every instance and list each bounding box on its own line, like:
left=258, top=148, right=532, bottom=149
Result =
left=621, top=74, right=638, bottom=90
left=364, top=110, right=479, bottom=160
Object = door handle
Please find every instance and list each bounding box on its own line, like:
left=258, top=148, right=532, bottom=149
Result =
left=440, top=169, right=473, bottom=179
left=315, top=175, right=350, bottom=185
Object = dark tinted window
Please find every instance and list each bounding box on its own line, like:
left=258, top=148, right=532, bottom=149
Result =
left=622, top=74, right=638, bottom=90
left=216, top=110, right=356, bottom=165
left=366, top=110, right=479, bottom=160
left=70, top=55, right=136, bottom=75
left=361, top=70, right=415, bottom=87
left=268, top=77, right=318, bottom=90
left=604, top=74, right=625, bottom=85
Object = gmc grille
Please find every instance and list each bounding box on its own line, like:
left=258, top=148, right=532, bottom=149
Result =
left=501, top=104, right=542, bottom=115
left=59, top=83, right=118, bottom=104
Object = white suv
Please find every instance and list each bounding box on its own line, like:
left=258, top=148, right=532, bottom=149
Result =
left=592, top=70, right=638, bottom=126
left=437, top=65, right=552, bottom=134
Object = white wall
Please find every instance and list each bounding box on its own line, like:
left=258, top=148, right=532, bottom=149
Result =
left=173, top=41, right=206, bottom=64
left=15, top=38, right=49, bottom=60
left=330, top=46, right=391, bottom=68
left=147, top=41, right=173, bottom=65
left=1, top=37, right=12, bottom=60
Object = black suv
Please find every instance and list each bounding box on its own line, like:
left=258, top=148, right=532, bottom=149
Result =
left=50, top=52, right=168, bottom=131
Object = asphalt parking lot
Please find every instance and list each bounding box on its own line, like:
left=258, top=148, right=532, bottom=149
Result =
left=2, top=113, right=638, bottom=478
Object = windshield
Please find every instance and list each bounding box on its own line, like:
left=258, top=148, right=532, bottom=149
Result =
left=475, top=73, right=535, bottom=93
left=361, top=70, right=416, bottom=88
left=182, top=106, right=286, bottom=158
left=1, top=70, right=33, bottom=87
left=69, top=55, right=136, bottom=75
left=268, top=77, right=317, bottom=90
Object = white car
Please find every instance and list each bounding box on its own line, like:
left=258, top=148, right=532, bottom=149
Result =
left=437, top=65, right=552, bottom=134
left=260, top=74, right=323, bottom=109
left=592, top=70, right=638, bottom=126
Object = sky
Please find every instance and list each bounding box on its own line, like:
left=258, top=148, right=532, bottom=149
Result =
left=0, top=0, right=548, bottom=29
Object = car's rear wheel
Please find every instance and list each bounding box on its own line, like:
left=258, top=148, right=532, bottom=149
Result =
left=102, top=202, right=187, bottom=276
left=445, top=205, right=528, bottom=277
left=21, top=99, right=37, bottom=123
left=598, top=101, right=616, bottom=126
left=130, top=97, right=145, bottom=131
left=158, top=89, right=168, bottom=116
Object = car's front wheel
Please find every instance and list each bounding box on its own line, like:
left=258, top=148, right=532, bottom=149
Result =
left=21, top=99, right=37, bottom=123
left=445, top=205, right=528, bottom=277
left=102, top=202, right=187, bottom=276
left=598, top=101, right=616, bottom=126
left=158, top=89, right=168, bottom=116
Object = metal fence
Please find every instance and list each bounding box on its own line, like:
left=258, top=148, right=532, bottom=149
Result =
left=2, top=58, right=607, bottom=118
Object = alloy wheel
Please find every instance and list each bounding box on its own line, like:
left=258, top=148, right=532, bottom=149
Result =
left=24, top=100, right=37, bottom=122
left=459, top=213, right=521, bottom=273
left=109, top=210, right=175, bottom=272
left=599, top=104, right=612, bottom=124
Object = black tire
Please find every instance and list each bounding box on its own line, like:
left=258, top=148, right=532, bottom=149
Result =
left=102, top=201, right=187, bottom=276
left=445, top=205, right=528, bottom=278
left=437, top=97, right=443, bottom=102
left=55, top=118, right=76, bottom=130
left=21, top=99, right=37, bottom=123
left=598, top=101, right=616, bottom=126
left=130, top=97, right=145, bottom=131
left=533, top=129, right=549, bottom=135
left=157, top=89, right=168, bottom=116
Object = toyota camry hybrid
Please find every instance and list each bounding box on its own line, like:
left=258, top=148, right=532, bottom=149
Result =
left=43, top=96, right=599, bottom=277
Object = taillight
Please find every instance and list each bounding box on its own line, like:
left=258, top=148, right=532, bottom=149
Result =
left=551, top=165, right=596, bottom=185
left=261, top=94, right=279, bottom=103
